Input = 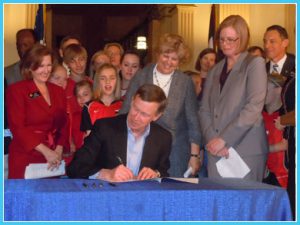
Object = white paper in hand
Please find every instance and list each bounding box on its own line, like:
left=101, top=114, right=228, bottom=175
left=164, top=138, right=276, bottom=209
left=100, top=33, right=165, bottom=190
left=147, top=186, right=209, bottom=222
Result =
left=183, top=166, right=193, bottom=178
left=25, top=160, right=65, bottom=179
left=216, top=147, right=250, bottom=178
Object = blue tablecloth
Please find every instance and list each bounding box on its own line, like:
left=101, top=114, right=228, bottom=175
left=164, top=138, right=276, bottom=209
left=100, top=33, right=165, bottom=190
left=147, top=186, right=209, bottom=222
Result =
left=4, top=178, right=292, bottom=221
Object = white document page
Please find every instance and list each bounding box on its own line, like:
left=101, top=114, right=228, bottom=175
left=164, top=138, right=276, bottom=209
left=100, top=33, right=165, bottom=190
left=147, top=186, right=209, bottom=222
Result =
left=216, top=147, right=250, bottom=178
left=24, top=160, right=65, bottom=179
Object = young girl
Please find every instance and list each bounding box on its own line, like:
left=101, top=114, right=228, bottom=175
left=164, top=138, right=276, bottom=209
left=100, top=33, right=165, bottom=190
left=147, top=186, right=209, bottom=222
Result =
left=81, top=63, right=122, bottom=136
left=75, top=80, right=94, bottom=107
left=64, top=80, right=93, bottom=165
left=49, top=64, right=68, bottom=89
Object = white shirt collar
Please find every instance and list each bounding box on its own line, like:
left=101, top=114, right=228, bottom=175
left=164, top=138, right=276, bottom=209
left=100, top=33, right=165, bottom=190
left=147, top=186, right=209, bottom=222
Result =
left=270, top=54, right=287, bottom=74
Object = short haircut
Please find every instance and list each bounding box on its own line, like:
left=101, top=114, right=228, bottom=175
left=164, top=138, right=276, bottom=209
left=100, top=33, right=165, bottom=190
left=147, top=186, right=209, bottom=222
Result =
left=194, top=48, right=217, bottom=71
left=74, top=80, right=93, bottom=97
left=216, top=15, right=250, bottom=52
left=59, top=35, right=81, bottom=49
left=20, top=44, right=52, bottom=80
left=16, top=28, right=37, bottom=42
left=104, top=42, right=124, bottom=55
left=156, top=33, right=190, bottom=64
left=63, top=44, right=87, bottom=64
left=133, top=84, right=167, bottom=115
left=266, top=25, right=289, bottom=40
left=93, top=63, right=121, bottom=100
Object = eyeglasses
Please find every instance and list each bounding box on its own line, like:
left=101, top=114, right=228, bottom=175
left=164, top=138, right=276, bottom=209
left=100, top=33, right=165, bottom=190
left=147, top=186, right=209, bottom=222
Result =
left=219, top=37, right=239, bottom=45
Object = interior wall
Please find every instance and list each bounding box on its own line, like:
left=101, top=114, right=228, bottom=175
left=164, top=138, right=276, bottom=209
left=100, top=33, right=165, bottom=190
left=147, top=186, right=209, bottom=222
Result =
left=4, top=4, right=27, bottom=66
left=4, top=4, right=296, bottom=68
left=192, top=4, right=211, bottom=71
left=249, top=4, right=286, bottom=49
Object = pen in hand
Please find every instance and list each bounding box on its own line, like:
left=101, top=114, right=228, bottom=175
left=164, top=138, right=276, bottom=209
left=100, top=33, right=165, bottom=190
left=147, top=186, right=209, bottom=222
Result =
left=116, top=156, right=123, bottom=165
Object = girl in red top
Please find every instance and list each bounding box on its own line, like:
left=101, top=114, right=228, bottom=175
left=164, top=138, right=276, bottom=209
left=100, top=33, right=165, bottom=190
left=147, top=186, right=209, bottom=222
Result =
left=81, top=63, right=122, bottom=136
left=263, top=81, right=288, bottom=188
left=6, top=44, right=68, bottom=178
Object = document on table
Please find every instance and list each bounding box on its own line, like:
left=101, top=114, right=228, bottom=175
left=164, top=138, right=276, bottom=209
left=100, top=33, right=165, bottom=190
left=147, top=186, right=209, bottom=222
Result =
left=24, top=160, right=65, bottom=179
left=216, top=147, right=250, bottom=178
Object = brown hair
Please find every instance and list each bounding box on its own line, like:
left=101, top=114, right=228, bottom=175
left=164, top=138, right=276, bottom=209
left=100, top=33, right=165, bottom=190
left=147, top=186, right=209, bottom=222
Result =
left=156, top=33, right=190, bottom=64
left=194, top=48, right=217, bottom=71
left=216, top=15, right=250, bottom=53
left=93, top=63, right=121, bottom=100
left=63, top=44, right=87, bottom=64
left=20, top=44, right=52, bottom=80
left=74, top=80, right=93, bottom=97
left=59, top=35, right=81, bottom=50
left=134, top=84, right=167, bottom=115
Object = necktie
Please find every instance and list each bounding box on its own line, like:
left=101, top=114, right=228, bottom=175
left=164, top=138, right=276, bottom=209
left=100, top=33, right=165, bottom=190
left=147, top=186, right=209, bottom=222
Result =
left=273, top=64, right=279, bottom=73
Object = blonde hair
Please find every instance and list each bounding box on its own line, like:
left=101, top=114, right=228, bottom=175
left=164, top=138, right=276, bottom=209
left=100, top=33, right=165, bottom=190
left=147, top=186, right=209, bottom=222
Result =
left=89, top=50, right=110, bottom=77
left=104, top=43, right=124, bottom=55
left=156, top=33, right=190, bottom=64
left=93, top=63, right=121, bottom=101
left=216, top=15, right=250, bottom=53
left=63, top=44, right=87, bottom=64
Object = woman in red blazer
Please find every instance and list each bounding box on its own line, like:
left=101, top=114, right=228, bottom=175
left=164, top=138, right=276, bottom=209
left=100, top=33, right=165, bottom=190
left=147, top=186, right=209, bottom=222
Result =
left=6, top=44, right=69, bottom=178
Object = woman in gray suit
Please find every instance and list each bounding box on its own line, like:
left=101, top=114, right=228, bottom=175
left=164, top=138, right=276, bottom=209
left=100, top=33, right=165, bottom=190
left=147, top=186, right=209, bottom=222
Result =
left=199, top=15, right=268, bottom=181
left=120, top=33, right=201, bottom=177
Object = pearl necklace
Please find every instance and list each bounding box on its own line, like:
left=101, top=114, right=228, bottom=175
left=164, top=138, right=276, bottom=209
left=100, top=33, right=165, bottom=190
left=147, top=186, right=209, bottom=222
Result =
left=154, top=71, right=173, bottom=89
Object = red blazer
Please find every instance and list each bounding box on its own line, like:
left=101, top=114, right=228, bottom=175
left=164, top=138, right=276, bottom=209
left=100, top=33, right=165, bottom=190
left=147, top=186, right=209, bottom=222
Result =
left=6, top=80, right=68, bottom=178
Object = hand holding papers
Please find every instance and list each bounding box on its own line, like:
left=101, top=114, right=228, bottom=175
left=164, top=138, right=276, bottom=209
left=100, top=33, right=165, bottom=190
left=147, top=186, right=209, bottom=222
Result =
left=216, top=147, right=250, bottom=178
left=25, top=160, right=65, bottom=179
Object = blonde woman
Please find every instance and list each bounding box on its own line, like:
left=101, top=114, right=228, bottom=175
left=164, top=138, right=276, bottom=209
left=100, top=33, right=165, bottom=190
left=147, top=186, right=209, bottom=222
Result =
left=199, top=15, right=268, bottom=181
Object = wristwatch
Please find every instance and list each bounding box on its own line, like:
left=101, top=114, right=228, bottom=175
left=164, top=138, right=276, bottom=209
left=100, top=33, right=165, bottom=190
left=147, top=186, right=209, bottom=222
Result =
left=190, top=154, right=200, bottom=159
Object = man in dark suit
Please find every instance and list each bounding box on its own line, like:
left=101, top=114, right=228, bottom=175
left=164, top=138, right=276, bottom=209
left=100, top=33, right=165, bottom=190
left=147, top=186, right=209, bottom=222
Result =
left=67, top=84, right=172, bottom=181
left=263, top=24, right=295, bottom=219
left=4, top=29, right=37, bottom=85
left=264, top=25, right=295, bottom=77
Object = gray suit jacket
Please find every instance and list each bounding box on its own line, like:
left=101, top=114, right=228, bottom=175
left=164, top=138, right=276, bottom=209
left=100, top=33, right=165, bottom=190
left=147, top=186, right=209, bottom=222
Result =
left=5, top=61, right=22, bottom=85
left=120, top=64, right=201, bottom=177
left=199, top=52, right=268, bottom=175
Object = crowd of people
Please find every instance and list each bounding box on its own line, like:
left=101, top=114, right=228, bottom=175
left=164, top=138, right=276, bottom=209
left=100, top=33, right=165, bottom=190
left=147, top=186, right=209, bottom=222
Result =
left=4, top=15, right=295, bottom=217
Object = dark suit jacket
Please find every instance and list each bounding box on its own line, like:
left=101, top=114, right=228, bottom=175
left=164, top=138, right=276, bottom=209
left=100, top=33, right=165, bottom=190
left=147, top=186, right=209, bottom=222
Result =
left=67, top=114, right=172, bottom=178
left=266, top=53, right=295, bottom=77
left=119, top=63, right=201, bottom=177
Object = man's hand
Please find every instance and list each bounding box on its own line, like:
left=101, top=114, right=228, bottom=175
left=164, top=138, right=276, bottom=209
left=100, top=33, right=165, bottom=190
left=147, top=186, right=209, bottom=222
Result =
left=137, top=167, right=158, bottom=180
left=216, top=146, right=229, bottom=158
left=206, top=138, right=226, bottom=155
left=98, top=165, right=134, bottom=182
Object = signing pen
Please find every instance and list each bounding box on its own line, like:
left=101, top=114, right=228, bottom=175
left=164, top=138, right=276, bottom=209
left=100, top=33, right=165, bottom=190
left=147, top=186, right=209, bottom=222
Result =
left=116, top=156, right=123, bottom=165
